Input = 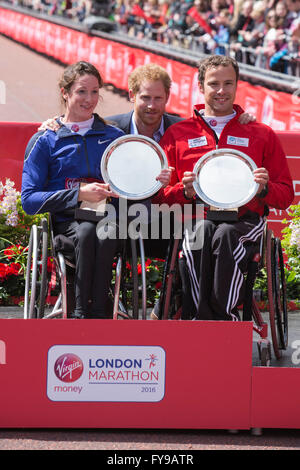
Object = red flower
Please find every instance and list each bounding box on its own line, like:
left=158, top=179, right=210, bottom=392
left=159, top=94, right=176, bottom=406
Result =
left=0, top=263, right=8, bottom=279
left=4, top=244, right=27, bottom=260
left=8, top=263, right=22, bottom=276
left=47, top=257, right=54, bottom=273
left=12, top=296, right=24, bottom=305
left=4, top=248, right=14, bottom=259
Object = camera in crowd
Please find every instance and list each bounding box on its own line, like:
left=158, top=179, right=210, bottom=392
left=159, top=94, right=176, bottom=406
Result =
left=90, top=0, right=114, bottom=18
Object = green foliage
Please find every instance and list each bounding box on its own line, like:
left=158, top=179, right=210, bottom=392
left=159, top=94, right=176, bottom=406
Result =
left=143, top=258, right=164, bottom=306
left=0, top=179, right=46, bottom=305
left=281, top=205, right=300, bottom=305
left=0, top=194, right=43, bottom=245
left=254, top=205, right=300, bottom=307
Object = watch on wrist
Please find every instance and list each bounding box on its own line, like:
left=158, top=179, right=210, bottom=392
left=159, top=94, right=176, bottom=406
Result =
left=183, top=188, right=195, bottom=201
left=257, top=183, right=269, bottom=198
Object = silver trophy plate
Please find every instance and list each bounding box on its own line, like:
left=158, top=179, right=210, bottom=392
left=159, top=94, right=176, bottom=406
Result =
left=101, top=134, right=168, bottom=200
left=193, top=148, right=259, bottom=209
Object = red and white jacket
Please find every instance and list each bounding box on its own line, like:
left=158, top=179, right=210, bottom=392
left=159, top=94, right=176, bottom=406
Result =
left=156, top=104, right=294, bottom=217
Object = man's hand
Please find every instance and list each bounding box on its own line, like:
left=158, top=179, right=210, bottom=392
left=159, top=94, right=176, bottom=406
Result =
left=253, top=167, right=269, bottom=195
left=238, top=112, right=256, bottom=124
left=38, top=117, right=60, bottom=132
left=182, top=171, right=196, bottom=199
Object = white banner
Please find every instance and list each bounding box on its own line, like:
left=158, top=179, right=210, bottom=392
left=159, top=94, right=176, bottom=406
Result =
left=47, top=345, right=166, bottom=402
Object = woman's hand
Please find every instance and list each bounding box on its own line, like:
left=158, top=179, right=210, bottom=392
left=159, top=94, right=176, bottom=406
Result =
left=253, top=167, right=269, bottom=194
left=78, top=182, right=119, bottom=202
left=156, top=167, right=174, bottom=188
left=182, top=171, right=196, bottom=199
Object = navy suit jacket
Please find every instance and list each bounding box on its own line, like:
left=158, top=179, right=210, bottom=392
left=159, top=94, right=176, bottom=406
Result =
left=105, top=111, right=183, bottom=227
left=106, top=111, right=182, bottom=136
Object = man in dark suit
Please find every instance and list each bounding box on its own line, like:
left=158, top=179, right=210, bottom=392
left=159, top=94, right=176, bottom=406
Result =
left=106, top=64, right=183, bottom=319
left=106, top=63, right=256, bottom=319
left=106, top=63, right=182, bottom=141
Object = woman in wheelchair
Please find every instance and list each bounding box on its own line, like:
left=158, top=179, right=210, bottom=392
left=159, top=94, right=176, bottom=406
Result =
left=21, top=61, right=171, bottom=319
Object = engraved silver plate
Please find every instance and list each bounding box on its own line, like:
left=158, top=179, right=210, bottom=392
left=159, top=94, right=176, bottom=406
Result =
left=101, top=134, right=168, bottom=200
left=193, top=148, right=259, bottom=209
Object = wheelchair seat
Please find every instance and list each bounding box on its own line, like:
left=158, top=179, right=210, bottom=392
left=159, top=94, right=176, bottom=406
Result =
left=23, top=216, right=148, bottom=321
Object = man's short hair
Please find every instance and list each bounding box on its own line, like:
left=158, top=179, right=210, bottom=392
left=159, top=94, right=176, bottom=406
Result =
left=128, top=64, right=172, bottom=96
left=198, top=55, right=240, bottom=86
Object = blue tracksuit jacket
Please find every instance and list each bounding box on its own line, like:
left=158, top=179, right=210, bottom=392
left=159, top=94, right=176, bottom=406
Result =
left=21, top=114, right=124, bottom=223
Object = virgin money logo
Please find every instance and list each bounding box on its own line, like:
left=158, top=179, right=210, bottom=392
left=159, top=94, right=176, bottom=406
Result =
left=54, top=354, right=83, bottom=383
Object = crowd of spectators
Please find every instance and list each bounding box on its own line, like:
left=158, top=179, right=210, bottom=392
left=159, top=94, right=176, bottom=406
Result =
left=8, top=0, right=93, bottom=22
left=6, top=0, right=300, bottom=74
left=111, top=0, right=300, bottom=74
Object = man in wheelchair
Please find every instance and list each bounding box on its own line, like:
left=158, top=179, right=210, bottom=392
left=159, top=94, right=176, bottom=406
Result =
left=157, top=55, right=294, bottom=321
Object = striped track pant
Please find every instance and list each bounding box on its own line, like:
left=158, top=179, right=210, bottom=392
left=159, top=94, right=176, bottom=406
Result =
left=182, top=214, right=265, bottom=321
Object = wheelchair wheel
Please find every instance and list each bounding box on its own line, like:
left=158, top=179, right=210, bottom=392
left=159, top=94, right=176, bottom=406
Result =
left=273, top=237, right=288, bottom=348
left=158, top=237, right=182, bottom=320
left=266, top=230, right=288, bottom=359
left=129, top=237, right=140, bottom=319
left=113, top=235, right=147, bottom=320
left=24, top=218, right=49, bottom=319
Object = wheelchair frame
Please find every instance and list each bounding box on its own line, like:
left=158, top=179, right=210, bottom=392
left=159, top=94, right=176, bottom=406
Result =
left=23, top=214, right=289, bottom=367
left=23, top=216, right=147, bottom=321
left=156, top=223, right=288, bottom=367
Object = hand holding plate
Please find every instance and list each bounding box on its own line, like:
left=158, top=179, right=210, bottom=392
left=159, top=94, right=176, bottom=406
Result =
left=253, top=167, right=269, bottom=194
left=101, top=135, right=168, bottom=200
left=156, top=167, right=174, bottom=188
left=182, top=171, right=196, bottom=199
left=78, top=182, right=119, bottom=202
left=192, top=148, right=259, bottom=221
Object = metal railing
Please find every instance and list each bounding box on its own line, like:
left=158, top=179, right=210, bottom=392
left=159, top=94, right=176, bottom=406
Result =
left=126, top=23, right=300, bottom=79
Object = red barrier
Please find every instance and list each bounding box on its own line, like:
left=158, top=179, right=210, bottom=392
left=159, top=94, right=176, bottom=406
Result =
left=0, top=122, right=39, bottom=190
left=268, top=131, right=300, bottom=236
left=1, top=7, right=300, bottom=130
left=0, top=123, right=298, bottom=237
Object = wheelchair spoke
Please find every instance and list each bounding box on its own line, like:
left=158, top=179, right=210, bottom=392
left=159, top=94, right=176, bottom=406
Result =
left=274, top=238, right=288, bottom=349
left=266, top=230, right=288, bottom=359
left=24, top=218, right=49, bottom=319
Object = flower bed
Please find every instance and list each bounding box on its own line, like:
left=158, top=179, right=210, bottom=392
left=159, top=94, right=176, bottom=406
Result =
left=0, top=178, right=45, bottom=305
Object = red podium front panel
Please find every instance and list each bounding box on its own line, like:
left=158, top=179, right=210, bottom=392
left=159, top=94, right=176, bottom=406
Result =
left=251, top=367, right=300, bottom=429
left=0, top=319, right=253, bottom=429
